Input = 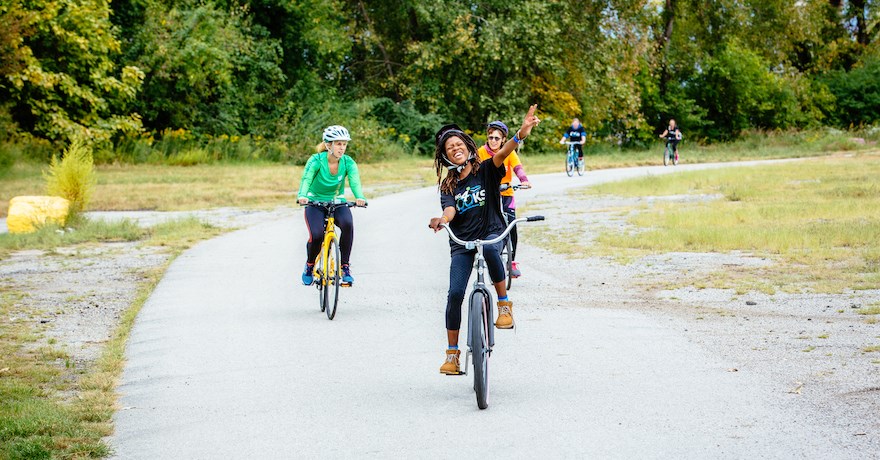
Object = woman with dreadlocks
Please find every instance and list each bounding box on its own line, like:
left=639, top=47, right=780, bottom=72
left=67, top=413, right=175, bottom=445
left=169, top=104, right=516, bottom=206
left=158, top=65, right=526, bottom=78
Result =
left=428, top=105, right=540, bottom=375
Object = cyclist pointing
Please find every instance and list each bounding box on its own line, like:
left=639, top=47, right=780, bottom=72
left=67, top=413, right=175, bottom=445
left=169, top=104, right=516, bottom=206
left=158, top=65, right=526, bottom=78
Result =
left=298, top=125, right=366, bottom=286
left=477, top=120, right=531, bottom=278
left=428, top=105, right=540, bottom=375
left=559, top=117, right=586, bottom=162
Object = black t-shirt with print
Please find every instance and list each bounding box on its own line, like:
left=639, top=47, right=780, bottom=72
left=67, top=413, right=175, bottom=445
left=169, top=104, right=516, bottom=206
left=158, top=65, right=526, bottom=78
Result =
left=440, top=159, right=506, bottom=254
left=565, top=125, right=586, bottom=142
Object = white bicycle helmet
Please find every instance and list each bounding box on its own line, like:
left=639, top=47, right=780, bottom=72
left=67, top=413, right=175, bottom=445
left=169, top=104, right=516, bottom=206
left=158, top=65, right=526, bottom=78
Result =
left=322, top=125, right=351, bottom=142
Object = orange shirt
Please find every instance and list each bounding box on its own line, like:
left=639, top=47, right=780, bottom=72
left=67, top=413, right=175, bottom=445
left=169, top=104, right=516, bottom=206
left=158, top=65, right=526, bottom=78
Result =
left=477, top=146, right=522, bottom=197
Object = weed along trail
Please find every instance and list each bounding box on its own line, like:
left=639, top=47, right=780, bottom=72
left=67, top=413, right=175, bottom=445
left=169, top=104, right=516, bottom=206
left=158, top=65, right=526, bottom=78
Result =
left=112, top=160, right=848, bottom=458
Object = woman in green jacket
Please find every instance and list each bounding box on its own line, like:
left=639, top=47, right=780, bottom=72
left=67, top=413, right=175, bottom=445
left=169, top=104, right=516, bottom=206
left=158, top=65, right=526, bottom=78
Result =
left=298, top=125, right=367, bottom=286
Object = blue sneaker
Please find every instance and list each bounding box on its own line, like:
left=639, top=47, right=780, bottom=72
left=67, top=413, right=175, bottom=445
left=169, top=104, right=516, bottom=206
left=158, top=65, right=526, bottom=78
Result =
left=302, top=263, right=314, bottom=285
left=341, top=264, right=354, bottom=285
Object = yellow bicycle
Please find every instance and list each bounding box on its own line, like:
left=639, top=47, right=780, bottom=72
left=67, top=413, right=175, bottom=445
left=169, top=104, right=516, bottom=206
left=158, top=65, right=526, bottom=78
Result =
left=304, top=200, right=366, bottom=320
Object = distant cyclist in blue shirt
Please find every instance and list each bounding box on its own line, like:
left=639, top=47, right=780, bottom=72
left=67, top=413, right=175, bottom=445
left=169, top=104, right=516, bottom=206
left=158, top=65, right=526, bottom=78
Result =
left=558, top=118, right=586, bottom=161
left=659, top=118, right=682, bottom=163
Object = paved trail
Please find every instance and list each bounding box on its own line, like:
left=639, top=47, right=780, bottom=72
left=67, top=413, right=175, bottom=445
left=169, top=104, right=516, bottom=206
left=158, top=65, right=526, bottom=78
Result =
left=112, top=160, right=841, bottom=459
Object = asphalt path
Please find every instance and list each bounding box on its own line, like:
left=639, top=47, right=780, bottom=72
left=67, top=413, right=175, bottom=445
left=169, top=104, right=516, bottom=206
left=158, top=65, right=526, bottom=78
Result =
left=111, top=159, right=842, bottom=459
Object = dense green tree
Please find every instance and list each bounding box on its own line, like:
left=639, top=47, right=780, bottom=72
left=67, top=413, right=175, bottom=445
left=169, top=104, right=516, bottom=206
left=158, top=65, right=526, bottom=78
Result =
left=0, top=0, right=143, bottom=143
left=126, top=1, right=285, bottom=135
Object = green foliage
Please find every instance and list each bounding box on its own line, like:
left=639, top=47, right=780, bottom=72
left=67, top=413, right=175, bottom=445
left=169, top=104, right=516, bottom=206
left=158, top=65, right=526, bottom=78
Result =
left=0, top=0, right=144, bottom=144
left=43, top=137, right=97, bottom=216
left=2, top=0, right=880, bottom=161
left=128, top=1, right=286, bottom=136
left=822, top=54, right=880, bottom=126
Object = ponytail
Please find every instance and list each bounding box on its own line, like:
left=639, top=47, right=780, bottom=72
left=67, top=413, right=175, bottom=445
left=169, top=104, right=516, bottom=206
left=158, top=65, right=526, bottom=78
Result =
left=315, top=142, right=326, bottom=153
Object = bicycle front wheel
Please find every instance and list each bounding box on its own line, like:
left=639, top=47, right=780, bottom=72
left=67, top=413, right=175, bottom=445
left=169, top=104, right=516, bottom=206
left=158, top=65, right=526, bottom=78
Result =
left=470, top=290, right=490, bottom=410
left=315, top=257, right=325, bottom=312
left=325, top=237, right=341, bottom=320
left=565, top=154, right=574, bottom=177
left=577, top=156, right=585, bottom=176
left=663, top=145, right=669, bottom=166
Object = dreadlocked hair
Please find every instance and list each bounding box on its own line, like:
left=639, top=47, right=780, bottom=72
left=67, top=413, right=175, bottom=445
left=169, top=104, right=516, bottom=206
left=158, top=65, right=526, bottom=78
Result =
left=434, top=130, right=480, bottom=195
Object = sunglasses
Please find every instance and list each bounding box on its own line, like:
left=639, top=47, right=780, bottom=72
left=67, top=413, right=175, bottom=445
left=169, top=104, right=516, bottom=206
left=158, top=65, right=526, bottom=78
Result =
left=487, top=136, right=504, bottom=141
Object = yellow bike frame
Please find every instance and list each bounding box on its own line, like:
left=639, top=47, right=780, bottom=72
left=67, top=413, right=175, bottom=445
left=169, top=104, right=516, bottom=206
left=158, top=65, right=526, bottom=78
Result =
left=315, top=215, right=338, bottom=288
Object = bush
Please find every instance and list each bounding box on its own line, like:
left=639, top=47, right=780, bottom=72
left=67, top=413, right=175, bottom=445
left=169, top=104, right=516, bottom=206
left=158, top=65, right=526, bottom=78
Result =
left=822, top=55, right=880, bottom=127
left=43, top=137, right=97, bottom=217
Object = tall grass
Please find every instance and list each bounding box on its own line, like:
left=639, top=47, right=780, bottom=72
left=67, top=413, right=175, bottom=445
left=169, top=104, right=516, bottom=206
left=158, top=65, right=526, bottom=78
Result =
left=43, top=138, right=97, bottom=217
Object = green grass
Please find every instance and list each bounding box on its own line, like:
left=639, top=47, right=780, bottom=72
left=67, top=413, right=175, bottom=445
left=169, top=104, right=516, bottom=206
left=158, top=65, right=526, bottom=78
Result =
left=0, top=288, right=111, bottom=459
left=0, top=217, right=225, bottom=458
left=565, top=153, right=880, bottom=294
left=857, top=303, right=880, bottom=315
left=0, top=218, right=145, bottom=259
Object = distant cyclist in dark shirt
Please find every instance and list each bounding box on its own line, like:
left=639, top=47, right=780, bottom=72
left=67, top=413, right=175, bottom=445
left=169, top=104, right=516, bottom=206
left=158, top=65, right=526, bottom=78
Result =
left=559, top=118, right=586, bottom=160
left=659, top=118, right=682, bottom=163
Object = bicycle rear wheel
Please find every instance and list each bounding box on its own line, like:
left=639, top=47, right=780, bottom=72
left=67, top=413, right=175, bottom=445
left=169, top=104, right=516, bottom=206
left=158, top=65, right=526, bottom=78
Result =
left=565, top=153, right=574, bottom=177
left=503, top=237, right=513, bottom=290
left=470, top=290, right=490, bottom=409
left=325, top=238, right=341, bottom=320
left=663, top=145, right=670, bottom=166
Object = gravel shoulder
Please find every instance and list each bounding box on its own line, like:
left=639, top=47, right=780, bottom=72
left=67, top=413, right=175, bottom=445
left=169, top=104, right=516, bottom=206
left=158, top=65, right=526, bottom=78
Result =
left=518, top=186, right=880, bottom=453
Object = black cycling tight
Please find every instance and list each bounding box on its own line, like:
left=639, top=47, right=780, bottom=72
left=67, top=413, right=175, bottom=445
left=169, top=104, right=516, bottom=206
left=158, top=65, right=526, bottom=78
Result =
left=446, top=236, right=505, bottom=330
left=304, top=205, right=354, bottom=265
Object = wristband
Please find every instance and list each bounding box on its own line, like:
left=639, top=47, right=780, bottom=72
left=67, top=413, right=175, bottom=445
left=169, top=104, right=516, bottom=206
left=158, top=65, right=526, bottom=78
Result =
left=513, top=131, right=523, bottom=144
left=440, top=216, right=449, bottom=223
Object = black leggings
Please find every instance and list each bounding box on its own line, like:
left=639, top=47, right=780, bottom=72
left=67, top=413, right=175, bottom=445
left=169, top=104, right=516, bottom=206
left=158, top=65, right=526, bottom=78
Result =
left=446, top=235, right=505, bottom=330
left=573, top=143, right=583, bottom=158
left=666, top=140, right=680, bottom=152
left=501, top=196, right=517, bottom=259
left=304, top=205, right=354, bottom=265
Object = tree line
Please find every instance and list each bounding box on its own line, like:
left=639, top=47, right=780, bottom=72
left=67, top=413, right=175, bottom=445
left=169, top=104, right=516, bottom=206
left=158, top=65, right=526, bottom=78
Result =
left=1, top=0, right=878, bottom=160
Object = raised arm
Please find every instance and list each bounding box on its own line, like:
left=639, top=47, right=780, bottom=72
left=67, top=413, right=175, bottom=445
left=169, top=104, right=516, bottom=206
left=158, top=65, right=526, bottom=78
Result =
left=494, top=104, right=540, bottom=168
left=659, top=129, right=669, bottom=139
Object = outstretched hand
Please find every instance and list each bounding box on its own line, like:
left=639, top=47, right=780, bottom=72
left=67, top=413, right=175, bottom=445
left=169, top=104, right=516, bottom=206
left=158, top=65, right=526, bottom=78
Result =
left=518, top=104, right=541, bottom=139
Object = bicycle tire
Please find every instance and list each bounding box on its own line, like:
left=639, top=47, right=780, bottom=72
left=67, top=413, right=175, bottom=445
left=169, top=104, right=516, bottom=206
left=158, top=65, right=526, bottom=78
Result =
left=503, top=237, right=514, bottom=290
left=566, top=153, right=574, bottom=177
left=326, top=238, right=341, bottom=320
left=663, top=145, right=669, bottom=166
left=315, top=257, right=325, bottom=312
left=470, top=290, right=490, bottom=409
left=577, top=156, right=585, bottom=176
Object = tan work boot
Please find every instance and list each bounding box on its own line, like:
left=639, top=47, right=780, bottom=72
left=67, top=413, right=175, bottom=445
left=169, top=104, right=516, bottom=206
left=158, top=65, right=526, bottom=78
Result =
left=495, top=300, right=514, bottom=329
left=439, top=349, right=461, bottom=374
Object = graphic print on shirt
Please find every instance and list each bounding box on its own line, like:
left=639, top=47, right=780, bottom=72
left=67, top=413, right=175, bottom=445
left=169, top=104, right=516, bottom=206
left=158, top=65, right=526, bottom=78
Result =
left=455, top=185, right=485, bottom=214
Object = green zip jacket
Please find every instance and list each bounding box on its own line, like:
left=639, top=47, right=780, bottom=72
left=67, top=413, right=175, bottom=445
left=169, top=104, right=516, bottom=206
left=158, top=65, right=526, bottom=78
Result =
left=297, top=151, right=365, bottom=201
